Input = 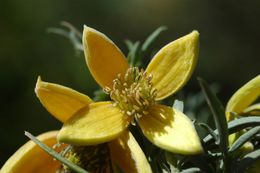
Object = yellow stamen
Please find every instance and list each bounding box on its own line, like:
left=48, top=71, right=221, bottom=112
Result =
left=58, top=144, right=112, bottom=173
left=106, top=67, right=157, bottom=120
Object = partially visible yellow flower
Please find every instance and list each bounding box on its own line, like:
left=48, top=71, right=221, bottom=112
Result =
left=226, top=75, right=260, bottom=120
left=226, top=75, right=260, bottom=126
left=1, top=129, right=150, bottom=173
left=1, top=131, right=61, bottom=173
left=226, top=75, right=260, bottom=146
left=225, top=75, right=260, bottom=173
left=33, top=78, right=152, bottom=173
left=56, top=26, right=202, bottom=154
left=2, top=75, right=152, bottom=173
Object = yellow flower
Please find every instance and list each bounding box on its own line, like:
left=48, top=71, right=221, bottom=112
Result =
left=226, top=75, right=260, bottom=120
left=226, top=75, right=259, bottom=145
left=32, top=77, right=152, bottom=173
left=56, top=26, right=202, bottom=155
left=1, top=110, right=151, bottom=173
left=225, top=75, right=260, bottom=138
left=1, top=131, right=62, bottom=173
left=1, top=130, right=150, bottom=173
left=225, top=75, right=260, bottom=157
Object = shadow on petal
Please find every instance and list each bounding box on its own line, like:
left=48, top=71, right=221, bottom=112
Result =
left=139, top=104, right=203, bottom=155
left=139, top=104, right=174, bottom=135
left=109, top=131, right=152, bottom=173
left=58, top=101, right=130, bottom=145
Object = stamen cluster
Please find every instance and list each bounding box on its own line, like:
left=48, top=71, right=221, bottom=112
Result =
left=105, top=67, right=157, bottom=122
left=57, top=144, right=112, bottom=173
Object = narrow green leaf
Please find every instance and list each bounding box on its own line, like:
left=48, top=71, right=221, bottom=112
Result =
left=47, top=28, right=83, bottom=51
left=24, top=131, right=89, bottom=173
left=198, top=123, right=218, bottom=143
left=180, top=168, right=201, bottom=173
left=228, top=116, right=260, bottom=133
left=47, top=28, right=69, bottom=37
left=229, top=126, right=260, bottom=153
left=198, top=78, right=228, bottom=159
left=231, top=149, right=260, bottom=173
left=125, top=39, right=134, bottom=51
left=172, top=99, right=184, bottom=112
left=141, top=26, right=167, bottom=53
left=126, top=41, right=140, bottom=66
left=204, top=116, right=260, bottom=143
left=60, top=21, right=82, bottom=38
left=47, top=22, right=83, bottom=53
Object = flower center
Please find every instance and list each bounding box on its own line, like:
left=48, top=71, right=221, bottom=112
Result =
left=57, top=144, right=113, bottom=173
left=105, top=67, right=157, bottom=122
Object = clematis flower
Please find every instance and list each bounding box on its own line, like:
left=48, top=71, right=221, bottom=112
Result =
left=226, top=75, right=260, bottom=120
left=1, top=131, right=62, bottom=173
left=31, top=77, right=152, bottom=172
left=225, top=75, right=260, bottom=152
left=1, top=130, right=149, bottom=173
left=57, top=26, right=202, bottom=155
left=1, top=79, right=151, bottom=173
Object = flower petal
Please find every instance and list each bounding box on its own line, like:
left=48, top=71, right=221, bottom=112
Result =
left=58, top=101, right=129, bottom=145
left=109, top=131, right=152, bottom=173
left=226, top=75, right=260, bottom=120
left=35, top=77, right=93, bottom=123
left=146, top=31, right=199, bottom=100
left=243, top=103, right=260, bottom=116
left=1, top=131, right=61, bottom=173
left=138, top=104, right=203, bottom=154
left=83, top=26, right=129, bottom=88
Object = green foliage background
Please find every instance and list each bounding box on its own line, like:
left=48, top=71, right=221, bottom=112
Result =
left=0, top=0, right=259, bottom=166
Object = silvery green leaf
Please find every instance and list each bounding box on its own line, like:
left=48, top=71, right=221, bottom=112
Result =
left=173, top=99, right=184, bottom=112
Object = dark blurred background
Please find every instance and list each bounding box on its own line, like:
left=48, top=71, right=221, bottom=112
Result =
left=1, top=0, right=259, bottom=166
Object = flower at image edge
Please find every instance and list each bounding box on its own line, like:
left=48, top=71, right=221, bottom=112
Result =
left=1, top=131, right=61, bottom=173
left=226, top=75, right=260, bottom=146
left=225, top=75, right=260, bottom=163
left=226, top=75, right=260, bottom=120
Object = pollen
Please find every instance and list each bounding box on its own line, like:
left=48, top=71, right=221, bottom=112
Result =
left=57, top=144, right=112, bottom=173
left=105, top=67, right=157, bottom=122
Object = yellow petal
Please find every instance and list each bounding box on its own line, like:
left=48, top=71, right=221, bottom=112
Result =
left=1, top=131, right=61, bottom=173
left=35, top=77, right=93, bottom=123
left=138, top=104, right=203, bottom=154
left=58, top=101, right=129, bottom=145
left=226, top=75, right=260, bottom=120
left=239, top=142, right=254, bottom=156
left=243, top=103, right=260, bottom=116
left=83, top=26, right=129, bottom=88
left=228, top=132, right=254, bottom=156
left=109, top=131, right=152, bottom=173
left=228, top=133, right=237, bottom=147
left=146, top=31, right=199, bottom=100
